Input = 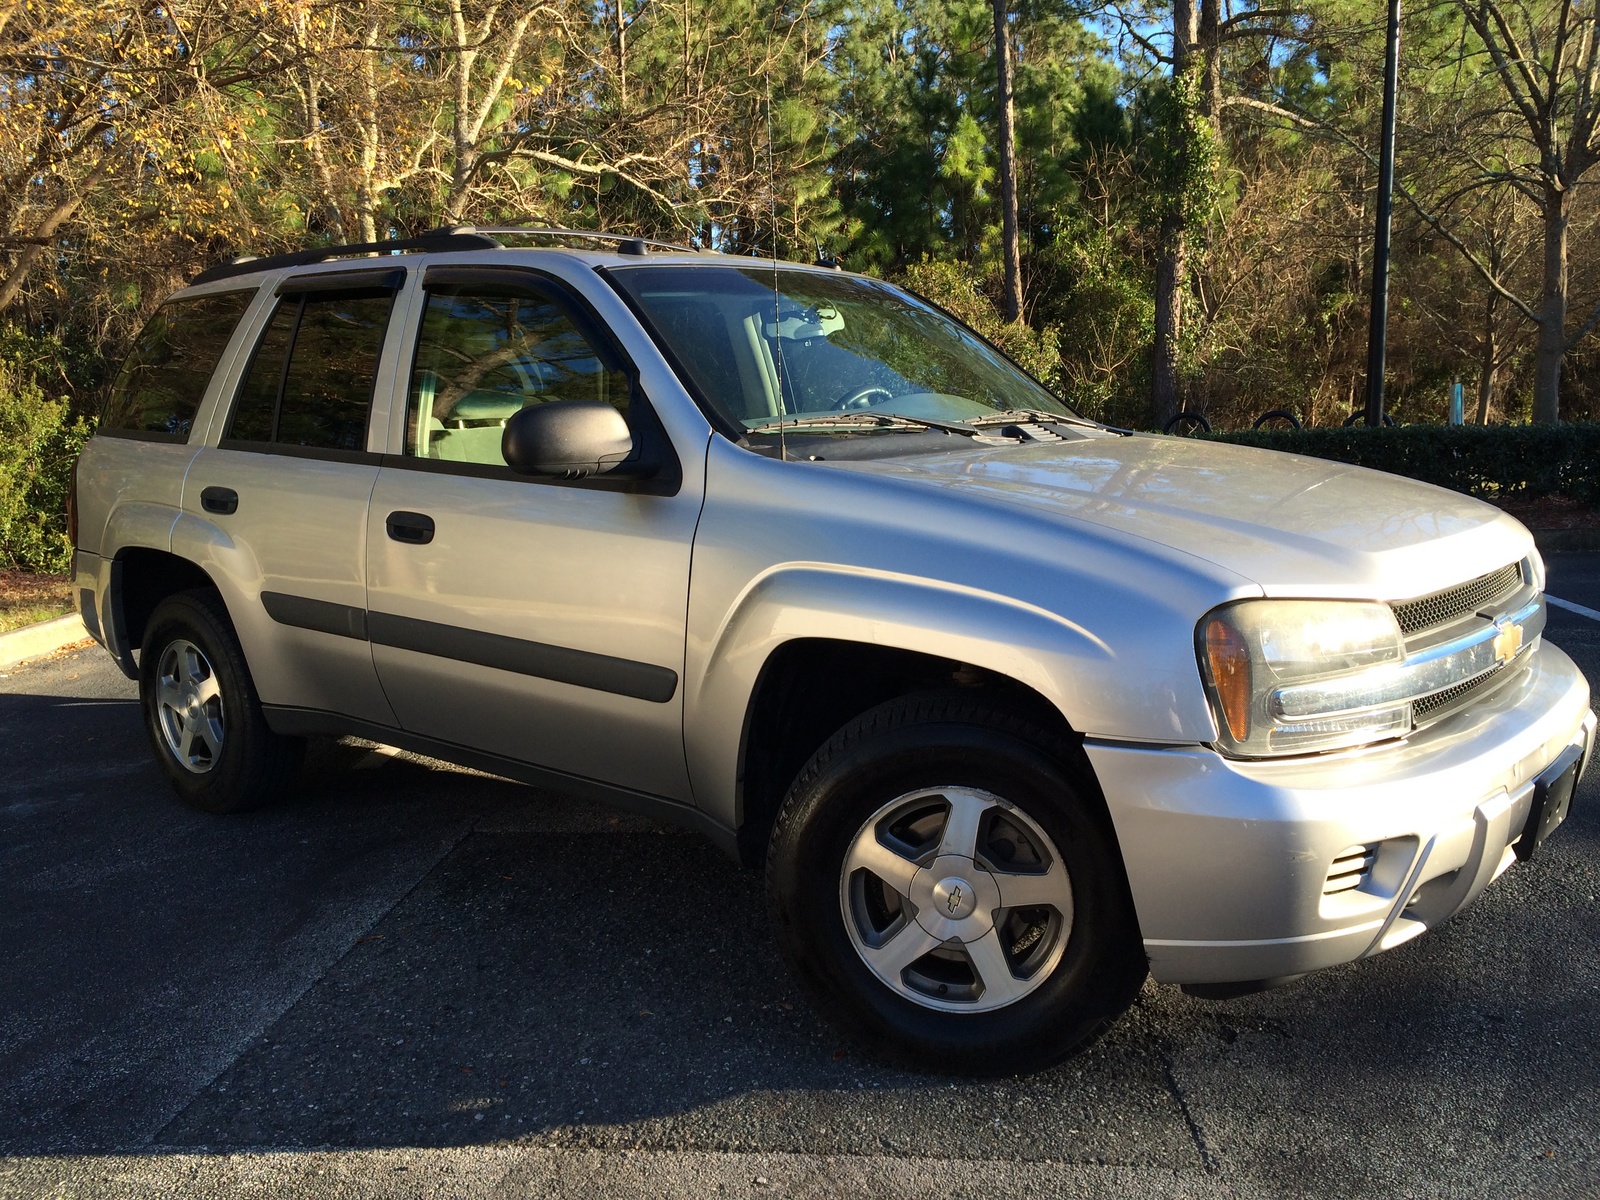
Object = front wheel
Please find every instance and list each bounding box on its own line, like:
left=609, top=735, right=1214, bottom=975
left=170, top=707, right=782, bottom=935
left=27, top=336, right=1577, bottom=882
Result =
left=766, top=694, right=1146, bottom=1075
left=139, top=589, right=304, bottom=813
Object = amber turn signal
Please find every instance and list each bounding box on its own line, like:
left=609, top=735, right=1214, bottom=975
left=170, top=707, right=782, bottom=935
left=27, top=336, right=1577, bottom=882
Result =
left=1205, top=618, right=1251, bottom=742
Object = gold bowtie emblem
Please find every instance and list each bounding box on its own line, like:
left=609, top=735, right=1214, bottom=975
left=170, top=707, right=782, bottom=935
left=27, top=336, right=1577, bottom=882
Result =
left=1492, top=619, right=1523, bottom=664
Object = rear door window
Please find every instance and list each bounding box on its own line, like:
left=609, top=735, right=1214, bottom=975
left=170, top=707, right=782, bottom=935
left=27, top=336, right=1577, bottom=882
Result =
left=103, top=291, right=255, bottom=440
left=226, top=289, right=395, bottom=453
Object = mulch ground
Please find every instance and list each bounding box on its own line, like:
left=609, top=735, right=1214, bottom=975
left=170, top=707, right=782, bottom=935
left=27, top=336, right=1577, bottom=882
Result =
left=0, top=570, right=73, bottom=634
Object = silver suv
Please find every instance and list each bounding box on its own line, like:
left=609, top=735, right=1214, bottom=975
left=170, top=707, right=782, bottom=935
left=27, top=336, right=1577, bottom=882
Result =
left=70, top=228, right=1594, bottom=1075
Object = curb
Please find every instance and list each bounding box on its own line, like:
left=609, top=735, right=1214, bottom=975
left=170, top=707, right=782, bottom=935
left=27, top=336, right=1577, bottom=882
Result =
left=1533, top=528, right=1600, bottom=555
left=0, top=613, right=89, bottom=671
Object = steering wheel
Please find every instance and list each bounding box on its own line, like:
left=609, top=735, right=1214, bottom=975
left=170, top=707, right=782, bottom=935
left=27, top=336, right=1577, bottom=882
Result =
left=832, top=385, right=895, bottom=412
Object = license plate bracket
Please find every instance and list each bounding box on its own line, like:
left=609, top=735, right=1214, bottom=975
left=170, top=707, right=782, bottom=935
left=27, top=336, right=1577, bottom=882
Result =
left=1514, top=742, right=1585, bottom=861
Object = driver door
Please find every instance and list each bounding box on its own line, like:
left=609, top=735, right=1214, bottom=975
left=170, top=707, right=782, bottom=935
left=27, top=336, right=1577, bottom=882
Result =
left=365, top=266, right=699, bottom=801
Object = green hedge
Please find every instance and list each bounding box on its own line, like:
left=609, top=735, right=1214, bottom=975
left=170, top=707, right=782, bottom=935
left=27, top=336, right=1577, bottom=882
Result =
left=1205, top=424, right=1600, bottom=505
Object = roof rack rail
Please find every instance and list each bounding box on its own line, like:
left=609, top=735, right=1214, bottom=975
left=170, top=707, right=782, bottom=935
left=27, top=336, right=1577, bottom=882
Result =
left=468, top=226, right=709, bottom=255
left=189, top=224, right=715, bottom=287
left=190, top=228, right=503, bottom=286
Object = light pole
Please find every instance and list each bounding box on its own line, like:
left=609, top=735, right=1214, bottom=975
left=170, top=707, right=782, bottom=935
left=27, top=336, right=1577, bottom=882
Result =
left=1364, top=0, right=1402, bottom=427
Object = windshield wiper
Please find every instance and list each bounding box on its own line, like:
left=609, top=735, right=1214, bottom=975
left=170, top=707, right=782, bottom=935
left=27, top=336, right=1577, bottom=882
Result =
left=745, top=412, right=981, bottom=437
left=969, top=408, right=1106, bottom=431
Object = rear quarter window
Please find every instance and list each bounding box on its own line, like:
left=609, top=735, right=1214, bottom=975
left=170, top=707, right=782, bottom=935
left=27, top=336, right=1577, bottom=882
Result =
left=102, top=290, right=255, bottom=441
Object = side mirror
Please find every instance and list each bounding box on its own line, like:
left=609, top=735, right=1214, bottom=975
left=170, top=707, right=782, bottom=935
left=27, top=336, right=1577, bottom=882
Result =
left=502, top=400, right=638, bottom=479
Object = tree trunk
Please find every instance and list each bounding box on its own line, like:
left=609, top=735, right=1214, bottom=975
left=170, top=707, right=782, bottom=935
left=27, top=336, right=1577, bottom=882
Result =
left=0, top=154, right=109, bottom=313
left=354, top=9, right=382, bottom=244
left=1197, top=0, right=1221, bottom=120
left=301, top=72, right=347, bottom=241
left=615, top=0, right=628, bottom=107
left=1532, top=181, right=1569, bottom=423
left=443, top=3, right=477, bottom=227
left=1476, top=291, right=1498, bottom=424
left=1151, top=217, right=1184, bottom=429
left=1150, top=0, right=1198, bottom=429
left=992, top=0, right=1023, bottom=322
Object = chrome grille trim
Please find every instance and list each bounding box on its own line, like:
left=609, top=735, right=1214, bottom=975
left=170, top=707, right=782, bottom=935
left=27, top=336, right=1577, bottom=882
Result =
left=1270, top=595, right=1544, bottom=720
left=1392, top=563, right=1523, bottom=637
left=1413, top=662, right=1507, bottom=722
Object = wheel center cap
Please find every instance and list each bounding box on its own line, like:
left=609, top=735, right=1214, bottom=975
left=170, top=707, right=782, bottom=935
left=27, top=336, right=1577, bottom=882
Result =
left=931, top=876, right=978, bottom=920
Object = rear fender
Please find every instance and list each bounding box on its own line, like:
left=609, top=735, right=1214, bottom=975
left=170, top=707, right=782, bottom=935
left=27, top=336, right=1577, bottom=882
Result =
left=98, top=502, right=183, bottom=672
left=168, top=509, right=268, bottom=671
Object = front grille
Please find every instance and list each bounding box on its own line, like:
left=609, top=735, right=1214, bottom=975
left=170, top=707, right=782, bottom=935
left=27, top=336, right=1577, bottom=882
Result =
left=1413, top=663, right=1506, bottom=722
left=1392, top=563, right=1522, bottom=636
left=1324, top=844, right=1377, bottom=895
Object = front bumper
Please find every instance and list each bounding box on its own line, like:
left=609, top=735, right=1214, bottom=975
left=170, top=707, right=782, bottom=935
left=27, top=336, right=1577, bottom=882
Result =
left=1087, top=640, right=1594, bottom=986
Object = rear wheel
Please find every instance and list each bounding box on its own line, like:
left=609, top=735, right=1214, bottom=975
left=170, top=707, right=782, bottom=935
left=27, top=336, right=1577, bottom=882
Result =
left=139, top=589, right=303, bottom=813
left=766, top=693, right=1146, bottom=1075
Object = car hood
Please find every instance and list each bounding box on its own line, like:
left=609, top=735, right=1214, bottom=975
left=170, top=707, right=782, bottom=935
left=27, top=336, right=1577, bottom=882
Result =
left=833, top=433, right=1534, bottom=598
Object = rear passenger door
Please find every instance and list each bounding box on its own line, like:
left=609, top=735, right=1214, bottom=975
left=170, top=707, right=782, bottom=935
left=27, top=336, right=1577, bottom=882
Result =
left=364, top=266, right=701, bottom=801
left=179, top=269, right=403, bottom=725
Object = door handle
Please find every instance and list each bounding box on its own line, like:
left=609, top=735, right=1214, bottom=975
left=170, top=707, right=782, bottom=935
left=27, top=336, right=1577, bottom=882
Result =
left=200, top=486, right=238, bottom=515
left=385, top=510, right=435, bottom=545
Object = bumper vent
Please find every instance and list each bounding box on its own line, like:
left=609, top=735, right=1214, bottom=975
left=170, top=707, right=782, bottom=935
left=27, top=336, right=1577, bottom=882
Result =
left=1392, top=563, right=1522, bottom=636
left=1324, top=844, right=1377, bottom=895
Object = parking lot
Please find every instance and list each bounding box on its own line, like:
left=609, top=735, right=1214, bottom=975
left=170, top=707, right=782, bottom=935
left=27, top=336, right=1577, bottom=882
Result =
left=2, top=556, right=1598, bottom=1199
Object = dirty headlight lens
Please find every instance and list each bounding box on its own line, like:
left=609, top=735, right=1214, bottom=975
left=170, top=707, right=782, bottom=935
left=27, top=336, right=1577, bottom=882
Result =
left=1197, top=600, right=1408, bottom=757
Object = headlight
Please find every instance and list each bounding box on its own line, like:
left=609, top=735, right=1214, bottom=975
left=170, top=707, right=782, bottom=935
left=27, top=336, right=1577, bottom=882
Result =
left=1197, top=600, right=1409, bottom=757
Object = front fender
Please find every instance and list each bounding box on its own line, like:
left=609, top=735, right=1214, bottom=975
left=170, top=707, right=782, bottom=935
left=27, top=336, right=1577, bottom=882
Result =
left=683, top=563, right=1219, bottom=830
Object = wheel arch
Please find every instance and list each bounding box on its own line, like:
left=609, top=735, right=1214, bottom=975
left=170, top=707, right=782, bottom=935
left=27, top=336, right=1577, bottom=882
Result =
left=730, top=637, right=1112, bottom=869
left=686, top=565, right=1127, bottom=860
left=108, top=547, right=222, bottom=678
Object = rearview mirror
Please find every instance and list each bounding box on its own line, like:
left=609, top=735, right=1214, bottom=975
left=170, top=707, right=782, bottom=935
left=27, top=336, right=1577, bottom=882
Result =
left=502, top=400, right=637, bottom=479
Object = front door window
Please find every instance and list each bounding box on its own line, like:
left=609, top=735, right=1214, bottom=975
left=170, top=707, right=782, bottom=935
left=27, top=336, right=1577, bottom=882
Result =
left=404, top=287, right=629, bottom=466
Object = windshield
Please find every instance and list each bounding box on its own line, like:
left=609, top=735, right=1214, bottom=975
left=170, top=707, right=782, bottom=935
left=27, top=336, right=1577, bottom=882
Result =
left=609, top=265, right=1075, bottom=432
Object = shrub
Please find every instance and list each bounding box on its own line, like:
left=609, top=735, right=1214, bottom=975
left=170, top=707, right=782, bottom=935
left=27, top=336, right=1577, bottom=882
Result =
left=0, top=336, right=93, bottom=574
left=1206, top=423, right=1600, bottom=505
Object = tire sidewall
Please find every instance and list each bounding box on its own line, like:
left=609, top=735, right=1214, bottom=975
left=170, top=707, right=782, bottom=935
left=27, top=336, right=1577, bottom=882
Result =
left=770, top=714, right=1142, bottom=1073
left=139, top=592, right=265, bottom=811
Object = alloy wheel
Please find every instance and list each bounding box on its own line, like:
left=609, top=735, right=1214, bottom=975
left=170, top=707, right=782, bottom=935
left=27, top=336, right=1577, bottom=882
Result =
left=155, top=638, right=226, bottom=774
left=839, top=785, right=1074, bottom=1013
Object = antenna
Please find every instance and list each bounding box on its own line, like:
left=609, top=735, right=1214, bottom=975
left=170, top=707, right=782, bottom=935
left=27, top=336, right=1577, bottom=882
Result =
left=765, top=46, right=787, bottom=463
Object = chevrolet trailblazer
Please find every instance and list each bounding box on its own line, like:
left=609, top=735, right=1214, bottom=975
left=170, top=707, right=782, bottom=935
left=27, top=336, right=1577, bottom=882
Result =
left=69, top=227, right=1594, bottom=1074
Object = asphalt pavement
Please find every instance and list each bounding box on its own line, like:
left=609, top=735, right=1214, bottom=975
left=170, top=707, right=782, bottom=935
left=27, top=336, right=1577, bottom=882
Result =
left=2, top=557, right=1599, bottom=1199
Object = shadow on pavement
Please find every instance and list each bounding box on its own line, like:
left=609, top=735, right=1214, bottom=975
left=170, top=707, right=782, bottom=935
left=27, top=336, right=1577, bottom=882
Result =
left=0, top=664, right=1196, bottom=1167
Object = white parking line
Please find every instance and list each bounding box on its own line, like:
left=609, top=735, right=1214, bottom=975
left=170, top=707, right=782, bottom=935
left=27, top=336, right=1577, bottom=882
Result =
left=354, top=744, right=404, bottom=770
left=1548, top=595, right=1600, bottom=623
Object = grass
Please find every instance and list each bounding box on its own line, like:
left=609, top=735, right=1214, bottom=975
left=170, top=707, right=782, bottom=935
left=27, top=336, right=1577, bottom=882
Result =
left=0, top=569, right=74, bottom=634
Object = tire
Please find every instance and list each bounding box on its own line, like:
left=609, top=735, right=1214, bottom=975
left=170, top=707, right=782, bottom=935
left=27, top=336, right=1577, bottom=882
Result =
left=1343, top=411, right=1397, bottom=427
left=1162, top=411, right=1211, bottom=435
left=139, top=589, right=304, bottom=813
left=1251, top=408, right=1302, bottom=430
left=766, top=693, right=1147, bottom=1076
